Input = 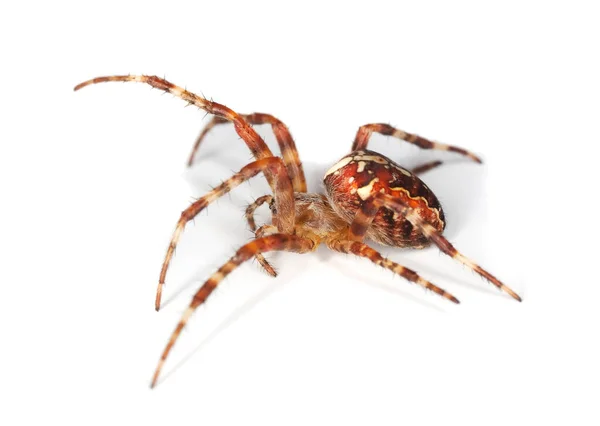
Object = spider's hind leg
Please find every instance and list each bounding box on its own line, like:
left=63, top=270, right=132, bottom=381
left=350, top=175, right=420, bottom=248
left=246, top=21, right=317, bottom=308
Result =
left=352, top=123, right=482, bottom=164
left=411, top=160, right=443, bottom=175
left=327, top=239, right=459, bottom=304
left=348, top=193, right=522, bottom=302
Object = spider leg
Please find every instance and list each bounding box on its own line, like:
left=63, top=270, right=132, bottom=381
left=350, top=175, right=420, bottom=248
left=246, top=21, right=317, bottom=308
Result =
left=189, top=113, right=307, bottom=192
left=411, top=160, right=443, bottom=175
left=188, top=116, right=228, bottom=166
left=348, top=193, right=522, bottom=302
left=74, top=75, right=280, bottom=193
left=245, top=195, right=277, bottom=276
left=327, top=239, right=459, bottom=304
left=246, top=195, right=274, bottom=233
left=150, top=234, right=315, bottom=388
left=352, top=123, right=482, bottom=163
left=253, top=224, right=281, bottom=276
left=155, top=157, right=295, bottom=311
left=74, top=76, right=301, bottom=308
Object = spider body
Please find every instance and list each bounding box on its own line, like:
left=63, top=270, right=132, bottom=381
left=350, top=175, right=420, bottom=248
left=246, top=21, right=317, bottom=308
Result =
left=323, top=149, right=445, bottom=248
left=292, top=193, right=347, bottom=241
left=74, top=74, right=521, bottom=388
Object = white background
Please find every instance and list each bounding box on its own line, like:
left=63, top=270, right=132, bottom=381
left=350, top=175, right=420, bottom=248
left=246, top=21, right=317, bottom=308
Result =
left=2, top=1, right=599, bottom=425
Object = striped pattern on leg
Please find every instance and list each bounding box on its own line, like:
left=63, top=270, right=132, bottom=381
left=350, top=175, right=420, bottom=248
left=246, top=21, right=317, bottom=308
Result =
left=347, top=197, right=380, bottom=242
left=370, top=193, right=522, bottom=302
left=150, top=234, right=315, bottom=388
left=74, top=75, right=280, bottom=192
left=245, top=195, right=274, bottom=232
left=155, top=157, right=295, bottom=311
left=253, top=225, right=280, bottom=277
left=188, top=113, right=307, bottom=192
left=352, top=123, right=482, bottom=163
left=187, top=116, right=228, bottom=166
left=245, top=195, right=277, bottom=276
left=327, top=239, right=459, bottom=304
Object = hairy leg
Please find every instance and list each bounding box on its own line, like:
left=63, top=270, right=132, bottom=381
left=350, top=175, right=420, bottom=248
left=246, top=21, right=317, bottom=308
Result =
left=74, top=75, right=281, bottom=192
left=348, top=193, right=521, bottom=301
left=150, top=234, right=315, bottom=388
left=245, top=195, right=277, bottom=276
left=189, top=113, right=307, bottom=192
left=74, top=76, right=303, bottom=308
left=352, top=123, right=482, bottom=163
left=187, top=116, right=228, bottom=166
left=155, top=158, right=295, bottom=311
left=252, top=224, right=280, bottom=277
left=246, top=195, right=274, bottom=233
left=327, top=239, right=459, bottom=304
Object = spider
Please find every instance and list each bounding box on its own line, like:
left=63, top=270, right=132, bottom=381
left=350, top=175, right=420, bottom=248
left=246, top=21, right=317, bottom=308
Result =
left=74, top=75, right=522, bottom=388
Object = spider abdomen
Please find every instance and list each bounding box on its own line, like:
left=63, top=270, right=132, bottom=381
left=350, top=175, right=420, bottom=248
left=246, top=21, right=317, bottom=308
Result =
left=323, top=150, right=445, bottom=247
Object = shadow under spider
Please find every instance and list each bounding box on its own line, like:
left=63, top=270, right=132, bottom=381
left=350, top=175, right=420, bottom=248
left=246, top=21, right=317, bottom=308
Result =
left=155, top=264, right=300, bottom=387
left=166, top=132, right=490, bottom=305
left=155, top=254, right=452, bottom=387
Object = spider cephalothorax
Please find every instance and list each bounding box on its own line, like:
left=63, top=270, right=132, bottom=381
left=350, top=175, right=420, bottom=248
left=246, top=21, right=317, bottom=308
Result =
left=74, top=75, right=521, bottom=388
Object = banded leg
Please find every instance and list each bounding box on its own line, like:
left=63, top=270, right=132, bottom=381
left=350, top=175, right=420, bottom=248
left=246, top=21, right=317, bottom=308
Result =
left=189, top=113, right=307, bottom=192
left=245, top=195, right=277, bottom=276
left=150, top=234, right=315, bottom=388
left=352, top=123, right=482, bottom=163
left=327, top=239, right=459, bottom=304
left=348, top=193, right=522, bottom=301
left=411, top=160, right=443, bottom=175
left=74, top=75, right=280, bottom=193
left=155, top=158, right=295, bottom=311
left=245, top=195, right=274, bottom=233
left=187, top=116, right=228, bottom=166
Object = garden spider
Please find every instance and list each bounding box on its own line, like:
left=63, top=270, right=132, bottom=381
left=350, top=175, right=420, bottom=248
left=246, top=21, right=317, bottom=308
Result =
left=74, top=75, right=521, bottom=388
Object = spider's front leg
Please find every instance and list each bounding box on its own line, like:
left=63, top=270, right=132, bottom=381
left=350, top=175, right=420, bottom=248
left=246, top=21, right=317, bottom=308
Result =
left=151, top=233, right=315, bottom=388
left=74, top=75, right=301, bottom=309
left=348, top=193, right=522, bottom=301
left=155, top=157, right=295, bottom=311
left=75, top=75, right=282, bottom=193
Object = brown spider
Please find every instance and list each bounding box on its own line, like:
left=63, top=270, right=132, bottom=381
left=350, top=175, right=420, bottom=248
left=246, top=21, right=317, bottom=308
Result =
left=74, top=75, right=522, bottom=388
